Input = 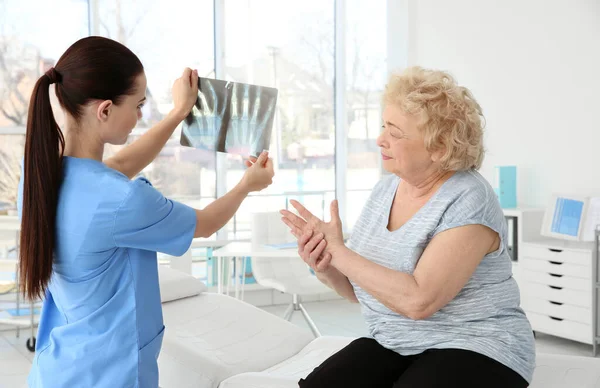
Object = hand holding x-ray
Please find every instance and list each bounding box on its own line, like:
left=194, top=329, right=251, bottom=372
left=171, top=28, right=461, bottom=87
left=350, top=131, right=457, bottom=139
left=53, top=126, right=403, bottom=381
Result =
left=180, top=78, right=278, bottom=158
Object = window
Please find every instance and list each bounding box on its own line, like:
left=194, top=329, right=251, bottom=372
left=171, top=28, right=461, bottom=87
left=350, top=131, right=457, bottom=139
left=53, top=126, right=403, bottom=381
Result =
left=0, top=0, right=89, bottom=212
left=1, top=0, right=389, bottom=233
left=95, top=0, right=216, bottom=201
left=222, top=0, right=335, bottom=234
left=345, top=0, right=387, bottom=228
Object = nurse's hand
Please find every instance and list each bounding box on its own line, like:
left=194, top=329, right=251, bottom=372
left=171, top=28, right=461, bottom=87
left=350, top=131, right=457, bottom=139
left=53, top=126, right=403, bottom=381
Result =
left=172, top=68, right=199, bottom=120
left=240, top=151, right=274, bottom=193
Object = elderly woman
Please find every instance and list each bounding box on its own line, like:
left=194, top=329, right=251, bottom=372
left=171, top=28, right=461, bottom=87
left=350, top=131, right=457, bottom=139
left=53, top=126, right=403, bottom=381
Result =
left=281, top=67, right=535, bottom=388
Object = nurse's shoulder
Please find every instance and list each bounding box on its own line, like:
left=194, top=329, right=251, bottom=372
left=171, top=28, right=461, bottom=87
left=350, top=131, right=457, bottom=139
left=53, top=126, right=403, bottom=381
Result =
left=66, top=157, right=157, bottom=212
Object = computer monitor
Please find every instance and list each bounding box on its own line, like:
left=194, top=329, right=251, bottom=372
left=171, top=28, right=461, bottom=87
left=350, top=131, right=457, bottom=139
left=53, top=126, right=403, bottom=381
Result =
left=541, top=193, right=594, bottom=241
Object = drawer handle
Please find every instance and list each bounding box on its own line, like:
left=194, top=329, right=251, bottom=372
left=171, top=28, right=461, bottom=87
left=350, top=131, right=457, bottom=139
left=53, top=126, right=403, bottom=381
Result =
left=549, top=285, right=563, bottom=290
left=548, top=248, right=563, bottom=253
left=549, top=316, right=564, bottom=321
left=549, top=301, right=563, bottom=306
left=548, top=261, right=563, bottom=265
left=548, top=273, right=563, bottom=278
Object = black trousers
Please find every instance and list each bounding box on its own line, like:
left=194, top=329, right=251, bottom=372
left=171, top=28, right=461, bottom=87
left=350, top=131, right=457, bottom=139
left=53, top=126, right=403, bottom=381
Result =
left=298, top=338, right=529, bottom=388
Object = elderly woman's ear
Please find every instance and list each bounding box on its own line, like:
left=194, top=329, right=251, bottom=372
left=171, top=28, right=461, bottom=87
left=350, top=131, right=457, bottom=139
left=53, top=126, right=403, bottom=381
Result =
left=430, top=148, right=445, bottom=163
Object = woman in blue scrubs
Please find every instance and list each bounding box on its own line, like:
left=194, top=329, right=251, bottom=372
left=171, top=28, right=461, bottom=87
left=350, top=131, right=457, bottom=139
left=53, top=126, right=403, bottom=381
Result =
left=18, top=36, right=274, bottom=387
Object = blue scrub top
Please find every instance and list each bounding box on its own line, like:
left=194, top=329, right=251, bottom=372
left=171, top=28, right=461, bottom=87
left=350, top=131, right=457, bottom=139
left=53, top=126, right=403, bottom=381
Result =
left=18, top=157, right=197, bottom=387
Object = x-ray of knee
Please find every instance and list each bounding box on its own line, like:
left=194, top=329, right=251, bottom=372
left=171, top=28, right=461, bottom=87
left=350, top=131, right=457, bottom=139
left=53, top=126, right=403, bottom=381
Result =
left=180, top=77, right=278, bottom=157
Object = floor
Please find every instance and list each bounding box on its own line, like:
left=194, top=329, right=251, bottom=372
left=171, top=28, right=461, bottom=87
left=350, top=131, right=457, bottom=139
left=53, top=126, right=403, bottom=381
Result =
left=0, top=299, right=596, bottom=388
left=0, top=327, right=33, bottom=388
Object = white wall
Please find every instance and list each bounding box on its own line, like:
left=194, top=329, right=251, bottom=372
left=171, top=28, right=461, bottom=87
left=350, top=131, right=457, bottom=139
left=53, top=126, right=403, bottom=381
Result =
left=389, top=0, right=600, bottom=207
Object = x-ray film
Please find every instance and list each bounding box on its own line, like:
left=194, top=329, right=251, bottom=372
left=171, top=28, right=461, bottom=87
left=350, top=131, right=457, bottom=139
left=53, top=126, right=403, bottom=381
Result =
left=180, top=78, right=278, bottom=157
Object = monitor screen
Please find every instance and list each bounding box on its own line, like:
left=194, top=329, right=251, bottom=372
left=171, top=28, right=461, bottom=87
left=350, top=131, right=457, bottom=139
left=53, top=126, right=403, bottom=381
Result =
left=550, top=197, right=585, bottom=237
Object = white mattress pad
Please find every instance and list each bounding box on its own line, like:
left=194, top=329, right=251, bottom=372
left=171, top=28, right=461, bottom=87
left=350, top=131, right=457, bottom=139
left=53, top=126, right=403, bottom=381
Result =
left=158, top=293, right=314, bottom=388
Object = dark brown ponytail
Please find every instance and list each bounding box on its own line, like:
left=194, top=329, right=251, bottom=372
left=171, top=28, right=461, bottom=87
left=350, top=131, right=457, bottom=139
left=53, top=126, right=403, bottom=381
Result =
left=19, top=37, right=144, bottom=300
left=19, top=70, right=65, bottom=300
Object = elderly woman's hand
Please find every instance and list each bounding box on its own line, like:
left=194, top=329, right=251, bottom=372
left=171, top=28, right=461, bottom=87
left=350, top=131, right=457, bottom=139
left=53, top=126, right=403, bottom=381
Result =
left=280, top=199, right=345, bottom=255
left=296, top=229, right=334, bottom=273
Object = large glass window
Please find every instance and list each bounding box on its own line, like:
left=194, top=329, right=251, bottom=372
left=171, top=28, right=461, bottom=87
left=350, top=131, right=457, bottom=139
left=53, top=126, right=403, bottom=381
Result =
left=95, top=0, right=216, bottom=202
left=222, top=0, right=335, bottom=234
left=345, top=0, right=387, bottom=228
left=1, top=0, right=389, bottom=248
left=0, top=0, right=89, bottom=212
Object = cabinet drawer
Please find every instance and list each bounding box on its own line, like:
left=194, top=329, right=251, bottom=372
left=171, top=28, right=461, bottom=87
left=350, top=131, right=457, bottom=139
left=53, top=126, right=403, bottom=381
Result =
left=521, top=295, right=591, bottom=325
left=519, top=268, right=592, bottom=291
left=526, top=311, right=592, bottom=344
left=521, top=282, right=591, bottom=308
left=521, top=244, right=590, bottom=266
left=520, top=257, right=590, bottom=279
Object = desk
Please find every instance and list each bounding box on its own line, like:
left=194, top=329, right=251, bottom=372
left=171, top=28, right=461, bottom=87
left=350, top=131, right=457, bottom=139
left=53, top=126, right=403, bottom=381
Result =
left=211, top=242, right=300, bottom=299
left=212, top=242, right=298, bottom=258
left=190, top=237, right=250, bottom=249
left=0, top=216, right=19, bottom=231
left=162, top=236, right=249, bottom=274
left=0, top=216, right=19, bottom=258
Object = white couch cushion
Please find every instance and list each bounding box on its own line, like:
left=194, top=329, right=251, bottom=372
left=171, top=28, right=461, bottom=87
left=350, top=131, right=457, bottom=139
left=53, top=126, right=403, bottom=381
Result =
left=158, top=293, right=314, bottom=388
left=219, top=336, right=354, bottom=388
left=158, top=265, right=206, bottom=303
left=220, top=343, right=600, bottom=388
left=156, top=277, right=600, bottom=388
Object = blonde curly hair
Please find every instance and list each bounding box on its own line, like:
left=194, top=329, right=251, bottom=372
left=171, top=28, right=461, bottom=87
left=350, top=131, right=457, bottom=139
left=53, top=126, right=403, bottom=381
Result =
left=383, top=66, right=485, bottom=171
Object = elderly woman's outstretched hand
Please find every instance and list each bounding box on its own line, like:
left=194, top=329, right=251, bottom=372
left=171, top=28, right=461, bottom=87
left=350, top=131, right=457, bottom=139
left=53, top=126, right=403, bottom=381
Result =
left=280, top=200, right=345, bottom=273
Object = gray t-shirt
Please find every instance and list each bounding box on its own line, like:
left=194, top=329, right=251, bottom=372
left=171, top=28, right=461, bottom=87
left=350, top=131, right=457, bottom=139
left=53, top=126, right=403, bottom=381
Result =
left=348, top=170, right=535, bottom=383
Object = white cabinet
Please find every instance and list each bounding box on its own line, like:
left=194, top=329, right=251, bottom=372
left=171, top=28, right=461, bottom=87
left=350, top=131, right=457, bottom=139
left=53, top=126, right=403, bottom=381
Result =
left=518, top=238, right=597, bottom=350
